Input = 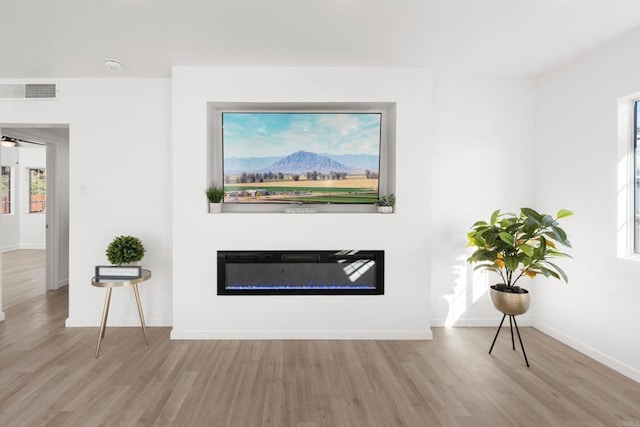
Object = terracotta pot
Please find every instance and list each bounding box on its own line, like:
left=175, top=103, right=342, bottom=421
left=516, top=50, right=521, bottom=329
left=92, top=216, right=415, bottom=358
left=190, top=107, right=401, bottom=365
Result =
left=489, top=285, right=530, bottom=316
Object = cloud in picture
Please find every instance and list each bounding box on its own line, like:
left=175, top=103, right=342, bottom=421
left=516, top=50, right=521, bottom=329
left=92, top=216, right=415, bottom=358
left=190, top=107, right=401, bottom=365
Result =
left=222, top=112, right=382, bottom=158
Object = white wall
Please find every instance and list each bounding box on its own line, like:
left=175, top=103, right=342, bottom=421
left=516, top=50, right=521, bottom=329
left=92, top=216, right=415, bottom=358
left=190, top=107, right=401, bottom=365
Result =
left=534, top=27, right=640, bottom=382
left=431, top=78, right=536, bottom=326
left=0, top=78, right=173, bottom=327
left=172, top=67, right=433, bottom=339
left=17, top=146, right=46, bottom=249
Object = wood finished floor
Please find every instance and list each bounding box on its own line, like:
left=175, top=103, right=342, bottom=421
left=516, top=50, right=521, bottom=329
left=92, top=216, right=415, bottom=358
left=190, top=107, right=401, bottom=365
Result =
left=1, top=249, right=46, bottom=310
left=0, top=288, right=639, bottom=426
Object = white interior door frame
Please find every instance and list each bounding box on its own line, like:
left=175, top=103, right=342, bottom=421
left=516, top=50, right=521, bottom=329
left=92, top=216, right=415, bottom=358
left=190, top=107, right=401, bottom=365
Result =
left=0, top=124, right=69, bottom=296
left=45, top=142, right=59, bottom=290
left=0, top=138, right=5, bottom=320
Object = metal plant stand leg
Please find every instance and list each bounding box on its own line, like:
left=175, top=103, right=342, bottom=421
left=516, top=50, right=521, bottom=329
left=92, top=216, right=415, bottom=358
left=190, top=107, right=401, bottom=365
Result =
left=489, top=314, right=530, bottom=367
left=489, top=314, right=507, bottom=355
left=96, top=287, right=113, bottom=358
left=132, top=283, right=149, bottom=345
left=509, top=316, right=515, bottom=350
left=512, top=316, right=530, bottom=367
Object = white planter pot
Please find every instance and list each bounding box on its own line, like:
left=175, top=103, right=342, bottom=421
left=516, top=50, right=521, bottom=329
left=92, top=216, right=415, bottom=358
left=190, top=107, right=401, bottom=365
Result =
left=377, top=206, right=393, bottom=214
left=209, top=202, right=222, bottom=213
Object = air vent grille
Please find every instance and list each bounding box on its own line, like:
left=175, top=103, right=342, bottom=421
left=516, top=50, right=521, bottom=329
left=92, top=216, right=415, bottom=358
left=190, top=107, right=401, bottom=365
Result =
left=0, top=83, right=57, bottom=99
left=25, top=84, right=56, bottom=98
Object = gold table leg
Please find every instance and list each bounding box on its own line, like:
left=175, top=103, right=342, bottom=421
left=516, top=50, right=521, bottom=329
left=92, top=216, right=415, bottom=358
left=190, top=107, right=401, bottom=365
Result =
left=96, top=287, right=113, bottom=358
left=132, top=283, right=149, bottom=345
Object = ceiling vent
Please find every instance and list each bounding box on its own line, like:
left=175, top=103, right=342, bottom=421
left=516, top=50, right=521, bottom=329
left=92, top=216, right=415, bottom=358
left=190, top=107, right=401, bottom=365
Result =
left=0, top=83, right=57, bottom=99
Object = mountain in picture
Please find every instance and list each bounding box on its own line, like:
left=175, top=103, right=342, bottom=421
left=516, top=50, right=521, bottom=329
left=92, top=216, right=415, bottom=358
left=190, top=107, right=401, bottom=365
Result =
left=225, top=151, right=379, bottom=175
left=259, top=151, right=353, bottom=174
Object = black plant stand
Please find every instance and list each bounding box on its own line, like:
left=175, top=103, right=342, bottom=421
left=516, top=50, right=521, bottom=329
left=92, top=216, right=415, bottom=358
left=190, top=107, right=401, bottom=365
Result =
left=489, top=313, right=530, bottom=367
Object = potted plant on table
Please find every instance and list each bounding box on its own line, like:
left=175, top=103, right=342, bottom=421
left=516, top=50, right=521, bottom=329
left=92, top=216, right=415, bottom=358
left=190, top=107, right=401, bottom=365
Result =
left=205, top=185, right=225, bottom=213
left=106, top=235, right=146, bottom=266
left=466, top=207, right=573, bottom=315
left=377, top=194, right=395, bottom=213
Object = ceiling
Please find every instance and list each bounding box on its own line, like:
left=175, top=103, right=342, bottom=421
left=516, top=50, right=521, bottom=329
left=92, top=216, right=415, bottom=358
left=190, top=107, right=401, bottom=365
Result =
left=3, top=0, right=640, bottom=79
left=1, top=126, right=69, bottom=146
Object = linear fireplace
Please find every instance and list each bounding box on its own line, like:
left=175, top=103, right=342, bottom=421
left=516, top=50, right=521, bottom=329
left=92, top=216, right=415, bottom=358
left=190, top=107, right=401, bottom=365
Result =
left=217, top=250, right=384, bottom=295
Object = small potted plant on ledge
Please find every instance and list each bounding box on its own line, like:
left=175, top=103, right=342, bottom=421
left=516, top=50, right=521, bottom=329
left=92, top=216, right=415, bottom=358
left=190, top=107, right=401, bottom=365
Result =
left=466, top=207, right=573, bottom=316
left=377, top=194, right=395, bottom=213
left=106, top=235, right=146, bottom=266
left=205, top=185, right=225, bottom=213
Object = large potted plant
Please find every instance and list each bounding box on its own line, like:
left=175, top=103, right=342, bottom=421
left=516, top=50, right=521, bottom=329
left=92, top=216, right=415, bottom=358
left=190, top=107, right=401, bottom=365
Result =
left=467, top=207, right=573, bottom=316
left=205, top=186, right=225, bottom=213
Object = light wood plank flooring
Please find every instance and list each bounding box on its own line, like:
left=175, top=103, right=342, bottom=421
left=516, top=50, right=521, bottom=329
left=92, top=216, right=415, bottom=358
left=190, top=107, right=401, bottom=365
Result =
left=0, top=288, right=638, bottom=426
left=1, top=249, right=46, bottom=309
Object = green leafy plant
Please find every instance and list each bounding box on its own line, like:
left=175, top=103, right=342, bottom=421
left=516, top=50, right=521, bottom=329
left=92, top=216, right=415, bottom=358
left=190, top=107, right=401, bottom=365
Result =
left=205, top=186, right=225, bottom=203
left=106, top=235, right=146, bottom=265
left=377, top=194, right=395, bottom=207
left=467, top=208, right=573, bottom=292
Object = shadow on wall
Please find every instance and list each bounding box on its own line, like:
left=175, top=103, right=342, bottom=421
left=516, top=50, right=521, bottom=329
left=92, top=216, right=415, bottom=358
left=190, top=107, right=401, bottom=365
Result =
left=433, top=227, right=491, bottom=327
left=442, top=255, right=490, bottom=326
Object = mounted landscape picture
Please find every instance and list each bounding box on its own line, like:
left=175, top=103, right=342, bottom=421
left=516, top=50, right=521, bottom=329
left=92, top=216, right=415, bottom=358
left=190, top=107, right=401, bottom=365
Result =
left=222, top=112, right=382, bottom=204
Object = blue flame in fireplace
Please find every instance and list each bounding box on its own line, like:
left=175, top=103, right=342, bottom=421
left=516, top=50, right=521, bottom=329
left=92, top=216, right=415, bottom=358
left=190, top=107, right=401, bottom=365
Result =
left=227, top=282, right=376, bottom=290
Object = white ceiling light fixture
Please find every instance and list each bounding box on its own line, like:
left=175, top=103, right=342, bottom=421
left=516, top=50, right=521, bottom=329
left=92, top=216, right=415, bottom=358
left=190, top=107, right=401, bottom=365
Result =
left=104, top=58, right=124, bottom=72
left=1, top=136, right=17, bottom=147
left=1, top=135, right=46, bottom=147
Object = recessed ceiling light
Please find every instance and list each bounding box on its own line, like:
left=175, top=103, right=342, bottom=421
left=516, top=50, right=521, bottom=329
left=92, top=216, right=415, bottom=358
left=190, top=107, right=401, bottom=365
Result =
left=104, top=59, right=124, bottom=72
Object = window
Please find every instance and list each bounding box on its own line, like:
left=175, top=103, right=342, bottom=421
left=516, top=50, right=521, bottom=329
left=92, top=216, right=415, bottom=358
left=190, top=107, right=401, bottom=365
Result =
left=635, top=101, right=640, bottom=253
left=1, top=166, right=11, bottom=214
left=29, top=168, right=46, bottom=213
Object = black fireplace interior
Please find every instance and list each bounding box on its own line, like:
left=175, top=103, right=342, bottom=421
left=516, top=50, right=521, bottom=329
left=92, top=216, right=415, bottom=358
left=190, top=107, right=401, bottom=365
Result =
left=217, top=250, right=384, bottom=295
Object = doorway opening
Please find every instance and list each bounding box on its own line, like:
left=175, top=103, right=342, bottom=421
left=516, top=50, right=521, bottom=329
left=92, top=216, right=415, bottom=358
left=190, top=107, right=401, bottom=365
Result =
left=0, top=125, right=69, bottom=314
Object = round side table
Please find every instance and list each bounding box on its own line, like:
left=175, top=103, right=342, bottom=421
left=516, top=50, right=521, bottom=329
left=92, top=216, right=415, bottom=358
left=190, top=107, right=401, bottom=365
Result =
left=91, top=269, right=152, bottom=358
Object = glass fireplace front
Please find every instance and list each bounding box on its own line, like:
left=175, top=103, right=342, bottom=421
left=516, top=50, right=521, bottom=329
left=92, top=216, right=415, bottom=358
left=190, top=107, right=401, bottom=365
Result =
left=217, top=250, right=384, bottom=295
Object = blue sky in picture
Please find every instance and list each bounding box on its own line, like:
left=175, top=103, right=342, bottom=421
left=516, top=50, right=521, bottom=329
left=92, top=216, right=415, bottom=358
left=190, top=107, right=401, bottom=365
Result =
left=222, top=113, right=382, bottom=158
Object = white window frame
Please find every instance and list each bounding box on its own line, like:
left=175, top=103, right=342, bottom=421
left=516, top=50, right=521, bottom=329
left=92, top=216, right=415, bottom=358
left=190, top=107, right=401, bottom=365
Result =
left=634, top=100, right=640, bottom=254
left=617, top=94, right=640, bottom=260
left=1, top=165, right=12, bottom=215
left=28, top=167, right=46, bottom=214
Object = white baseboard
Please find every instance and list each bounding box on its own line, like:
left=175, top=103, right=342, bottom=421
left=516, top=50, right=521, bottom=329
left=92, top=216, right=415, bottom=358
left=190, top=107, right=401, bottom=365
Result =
left=19, top=244, right=46, bottom=250
left=534, top=321, right=640, bottom=384
left=170, top=329, right=434, bottom=340
left=431, top=316, right=533, bottom=327
left=0, top=311, right=5, bottom=321
left=2, top=245, right=45, bottom=251
left=65, top=317, right=172, bottom=327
